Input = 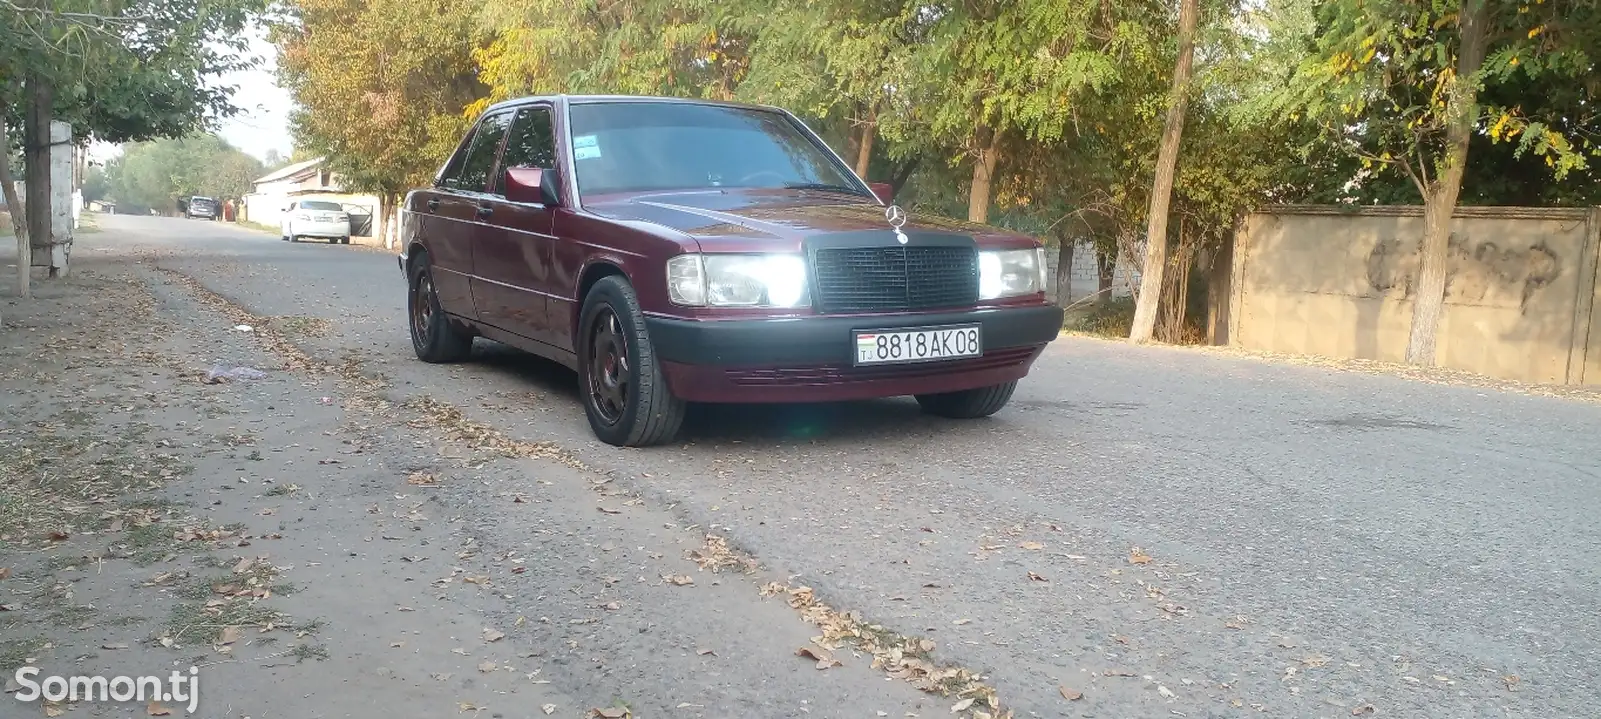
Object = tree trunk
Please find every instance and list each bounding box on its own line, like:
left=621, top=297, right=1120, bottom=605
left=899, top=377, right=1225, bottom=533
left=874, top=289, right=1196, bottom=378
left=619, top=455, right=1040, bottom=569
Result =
left=855, top=106, right=877, bottom=178
left=0, top=101, right=29, bottom=300
left=24, top=72, right=52, bottom=279
left=967, top=126, right=1000, bottom=224
left=1054, top=235, right=1075, bottom=306
left=1404, top=0, right=1491, bottom=366
left=1096, top=244, right=1114, bottom=305
left=1127, top=0, right=1200, bottom=343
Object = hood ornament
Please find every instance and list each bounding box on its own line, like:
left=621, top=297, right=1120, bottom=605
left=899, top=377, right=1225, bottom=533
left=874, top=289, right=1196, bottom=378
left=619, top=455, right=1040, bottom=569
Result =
left=885, top=204, right=909, bottom=245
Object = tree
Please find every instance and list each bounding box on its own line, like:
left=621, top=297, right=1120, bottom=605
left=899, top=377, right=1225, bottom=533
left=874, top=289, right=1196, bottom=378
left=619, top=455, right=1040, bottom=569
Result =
left=273, top=0, right=488, bottom=249
left=0, top=0, right=265, bottom=292
left=1128, top=0, right=1202, bottom=343
left=80, top=164, right=107, bottom=202
left=1279, top=0, right=1601, bottom=365
left=103, top=134, right=263, bottom=214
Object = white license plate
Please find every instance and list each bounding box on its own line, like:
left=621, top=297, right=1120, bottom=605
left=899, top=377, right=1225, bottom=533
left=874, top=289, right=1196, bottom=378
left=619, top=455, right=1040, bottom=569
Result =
left=853, top=325, right=982, bottom=366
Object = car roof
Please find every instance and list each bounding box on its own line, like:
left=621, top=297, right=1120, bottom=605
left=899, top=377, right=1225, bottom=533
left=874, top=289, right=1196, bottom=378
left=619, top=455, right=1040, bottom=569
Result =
left=479, top=94, right=784, bottom=117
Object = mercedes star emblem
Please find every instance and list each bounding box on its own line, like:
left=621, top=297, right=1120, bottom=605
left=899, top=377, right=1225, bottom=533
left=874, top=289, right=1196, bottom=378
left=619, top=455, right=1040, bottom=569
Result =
left=885, top=204, right=909, bottom=244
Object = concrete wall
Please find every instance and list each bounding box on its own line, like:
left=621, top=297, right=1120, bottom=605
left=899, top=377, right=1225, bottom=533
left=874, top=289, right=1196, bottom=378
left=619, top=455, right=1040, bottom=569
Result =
left=1043, top=243, right=1142, bottom=303
left=1226, top=205, right=1601, bottom=385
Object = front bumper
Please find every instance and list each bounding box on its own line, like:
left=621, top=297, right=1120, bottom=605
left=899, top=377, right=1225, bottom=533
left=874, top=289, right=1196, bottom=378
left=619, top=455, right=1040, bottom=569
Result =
left=290, top=220, right=349, bottom=238
left=644, top=304, right=1064, bottom=403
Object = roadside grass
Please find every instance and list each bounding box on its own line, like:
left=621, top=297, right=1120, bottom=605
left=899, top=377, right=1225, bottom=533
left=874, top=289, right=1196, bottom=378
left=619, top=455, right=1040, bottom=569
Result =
left=1063, top=295, right=1136, bottom=338
left=0, top=636, right=48, bottom=673
left=238, top=220, right=279, bottom=236
left=160, top=559, right=305, bottom=647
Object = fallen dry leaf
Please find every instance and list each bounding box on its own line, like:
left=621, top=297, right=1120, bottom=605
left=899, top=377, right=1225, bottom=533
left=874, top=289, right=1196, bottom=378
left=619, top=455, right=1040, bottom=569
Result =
left=219, top=627, right=242, bottom=645
left=1503, top=675, right=1520, bottom=691
left=148, top=700, right=173, bottom=716
left=407, top=472, right=440, bottom=486
left=0, top=568, right=11, bottom=580
left=232, top=557, right=256, bottom=574
left=45, top=703, right=65, bottom=717
left=953, top=618, right=971, bottom=626
left=48, top=531, right=69, bottom=542
left=483, top=628, right=505, bottom=643
left=1351, top=705, right=1375, bottom=716
left=1129, top=547, right=1153, bottom=565
left=597, top=506, right=621, bottom=515
left=542, top=705, right=556, bottom=715
left=591, top=708, right=629, bottom=719
left=478, top=661, right=497, bottom=673
left=951, top=697, right=976, bottom=712
left=796, top=645, right=841, bottom=669
left=1060, top=686, right=1083, bottom=701
left=1027, top=571, right=1048, bottom=582
left=1019, top=541, right=1044, bottom=551
left=663, top=574, right=695, bottom=586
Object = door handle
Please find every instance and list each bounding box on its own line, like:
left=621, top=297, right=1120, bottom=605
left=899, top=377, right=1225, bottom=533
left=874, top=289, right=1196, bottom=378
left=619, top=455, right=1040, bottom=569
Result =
left=426, top=198, right=439, bottom=212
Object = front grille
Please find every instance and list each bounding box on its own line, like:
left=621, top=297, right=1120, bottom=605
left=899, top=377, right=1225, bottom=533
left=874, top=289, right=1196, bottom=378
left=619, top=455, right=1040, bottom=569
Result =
left=812, top=246, right=978, bottom=313
left=724, top=346, right=1039, bottom=387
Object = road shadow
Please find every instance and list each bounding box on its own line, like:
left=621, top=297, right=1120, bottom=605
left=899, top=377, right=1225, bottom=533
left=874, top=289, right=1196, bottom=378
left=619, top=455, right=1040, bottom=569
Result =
left=467, top=340, right=969, bottom=444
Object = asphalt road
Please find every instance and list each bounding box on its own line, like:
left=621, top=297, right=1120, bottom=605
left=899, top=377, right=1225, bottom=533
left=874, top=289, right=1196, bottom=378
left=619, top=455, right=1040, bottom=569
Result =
left=88, top=214, right=1601, bottom=717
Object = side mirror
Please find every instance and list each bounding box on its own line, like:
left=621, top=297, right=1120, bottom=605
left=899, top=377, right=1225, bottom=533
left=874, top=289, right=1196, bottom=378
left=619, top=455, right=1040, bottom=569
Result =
left=867, top=182, right=894, bottom=204
left=505, top=166, right=561, bottom=206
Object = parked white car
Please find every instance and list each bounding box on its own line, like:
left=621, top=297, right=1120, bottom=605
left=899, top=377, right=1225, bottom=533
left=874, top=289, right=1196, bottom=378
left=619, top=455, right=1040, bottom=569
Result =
left=281, top=199, right=352, bottom=244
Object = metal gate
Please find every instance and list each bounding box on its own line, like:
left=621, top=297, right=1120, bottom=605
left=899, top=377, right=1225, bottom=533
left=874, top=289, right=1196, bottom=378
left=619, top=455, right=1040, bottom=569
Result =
left=342, top=203, right=374, bottom=237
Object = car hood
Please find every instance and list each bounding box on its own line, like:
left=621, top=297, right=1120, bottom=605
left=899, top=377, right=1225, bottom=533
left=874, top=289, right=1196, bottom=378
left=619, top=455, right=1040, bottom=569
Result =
left=581, top=191, right=1031, bottom=251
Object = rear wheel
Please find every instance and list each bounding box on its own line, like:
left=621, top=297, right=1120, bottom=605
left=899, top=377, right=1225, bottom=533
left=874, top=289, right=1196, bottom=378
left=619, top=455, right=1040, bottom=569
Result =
left=915, top=381, right=1018, bottom=419
left=578, top=275, right=685, bottom=447
left=408, top=252, right=473, bottom=363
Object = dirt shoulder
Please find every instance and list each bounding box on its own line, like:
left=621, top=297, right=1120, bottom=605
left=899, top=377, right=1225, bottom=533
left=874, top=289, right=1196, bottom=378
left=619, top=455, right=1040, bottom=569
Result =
left=0, top=248, right=969, bottom=717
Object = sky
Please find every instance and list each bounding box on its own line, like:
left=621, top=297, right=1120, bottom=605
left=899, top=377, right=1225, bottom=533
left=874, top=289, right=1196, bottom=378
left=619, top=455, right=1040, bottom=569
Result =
left=87, top=25, right=295, bottom=165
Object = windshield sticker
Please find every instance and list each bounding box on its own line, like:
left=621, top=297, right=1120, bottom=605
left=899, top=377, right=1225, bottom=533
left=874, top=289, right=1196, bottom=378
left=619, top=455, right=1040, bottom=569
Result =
left=573, top=144, right=602, bottom=160
left=573, top=134, right=597, bottom=148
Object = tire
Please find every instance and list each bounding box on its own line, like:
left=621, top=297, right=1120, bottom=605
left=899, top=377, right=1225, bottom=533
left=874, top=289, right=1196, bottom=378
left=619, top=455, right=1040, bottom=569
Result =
left=577, top=275, right=685, bottom=447
left=408, top=252, right=474, bottom=363
left=915, top=381, right=1019, bottom=419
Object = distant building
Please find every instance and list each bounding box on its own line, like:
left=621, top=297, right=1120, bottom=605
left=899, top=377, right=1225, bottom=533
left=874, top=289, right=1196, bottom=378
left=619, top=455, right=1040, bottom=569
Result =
left=241, top=157, right=379, bottom=239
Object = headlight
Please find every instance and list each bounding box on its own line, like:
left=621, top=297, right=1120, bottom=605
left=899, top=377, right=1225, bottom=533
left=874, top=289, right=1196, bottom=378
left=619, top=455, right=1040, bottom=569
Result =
left=979, top=247, right=1046, bottom=299
left=666, top=253, right=809, bottom=308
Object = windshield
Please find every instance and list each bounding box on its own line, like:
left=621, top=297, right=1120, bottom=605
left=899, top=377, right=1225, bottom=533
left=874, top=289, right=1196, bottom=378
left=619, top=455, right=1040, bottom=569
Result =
left=300, top=201, right=342, bottom=212
left=565, top=101, right=866, bottom=198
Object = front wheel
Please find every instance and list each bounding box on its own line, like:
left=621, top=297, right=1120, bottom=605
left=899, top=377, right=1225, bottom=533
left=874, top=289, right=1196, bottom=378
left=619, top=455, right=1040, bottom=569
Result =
left=577, top=276, right=685, bottom=447
left=915, top=381, right=1018, bottom=419
left=408, top=253, right=473, bottom=363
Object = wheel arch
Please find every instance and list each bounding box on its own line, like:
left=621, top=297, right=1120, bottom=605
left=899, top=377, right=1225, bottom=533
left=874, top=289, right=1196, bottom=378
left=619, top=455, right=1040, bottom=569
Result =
left=573, top=259, right=629, bottom=340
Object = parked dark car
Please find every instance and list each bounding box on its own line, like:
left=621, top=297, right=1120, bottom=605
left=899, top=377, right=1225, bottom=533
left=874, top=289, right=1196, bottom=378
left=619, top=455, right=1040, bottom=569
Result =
left=187, top=196, right=218, bottom=220
left=398, top=95, right=1063, bottom=447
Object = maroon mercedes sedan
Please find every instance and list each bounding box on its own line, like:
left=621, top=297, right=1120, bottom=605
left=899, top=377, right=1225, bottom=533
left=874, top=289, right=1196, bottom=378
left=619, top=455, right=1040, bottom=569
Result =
left=398, top=95, right=1063, bottom=447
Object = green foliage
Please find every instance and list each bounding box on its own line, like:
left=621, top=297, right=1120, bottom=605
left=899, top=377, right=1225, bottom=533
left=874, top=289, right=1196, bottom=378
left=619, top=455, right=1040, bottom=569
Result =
left=103, top=134, right=264, bottom=214
left=0, top=0, right=268, bottom=143
left=272, top=0, right=487, bottom=196
left=80, top=164, right=108, bottom=202
left=1272, top=0, right=1599, bottom=194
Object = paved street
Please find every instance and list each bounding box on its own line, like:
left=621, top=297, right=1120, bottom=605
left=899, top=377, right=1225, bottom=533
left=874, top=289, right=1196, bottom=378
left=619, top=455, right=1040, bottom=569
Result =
left=18, top=213, right=1601, bottom=717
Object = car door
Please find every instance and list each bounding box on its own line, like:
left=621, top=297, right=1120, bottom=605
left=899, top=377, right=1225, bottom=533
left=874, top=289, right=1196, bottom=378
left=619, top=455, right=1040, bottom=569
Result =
left=475, top=104, right=560, bottom=347
left=432, top=110, right=514, bottom=320
left=282, top=201, right=296, bottom=237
